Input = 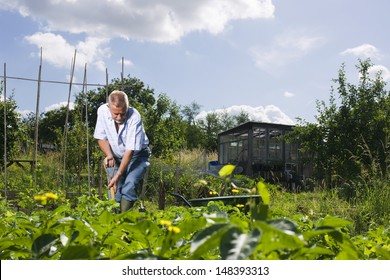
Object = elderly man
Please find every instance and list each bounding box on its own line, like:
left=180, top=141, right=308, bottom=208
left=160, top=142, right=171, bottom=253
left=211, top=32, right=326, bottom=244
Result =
left=94, top=90, right=151, bottom=212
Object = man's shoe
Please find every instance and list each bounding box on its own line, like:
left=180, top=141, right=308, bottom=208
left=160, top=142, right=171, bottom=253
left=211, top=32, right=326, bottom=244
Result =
left=120, top=198, right=135, bottom=213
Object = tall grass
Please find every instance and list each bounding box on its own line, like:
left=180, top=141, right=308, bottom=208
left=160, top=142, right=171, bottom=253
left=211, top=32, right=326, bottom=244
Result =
left=346, top=141, right=390, bottom=233
left=3, top=147, right=388, bottom=236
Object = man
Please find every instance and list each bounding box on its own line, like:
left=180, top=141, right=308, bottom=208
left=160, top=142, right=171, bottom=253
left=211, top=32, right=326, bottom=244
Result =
left=94, top=90, right=151, bottom=212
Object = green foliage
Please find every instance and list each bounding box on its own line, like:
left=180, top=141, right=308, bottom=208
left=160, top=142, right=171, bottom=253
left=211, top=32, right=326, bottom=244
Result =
left=0, top=93, right=24, bottom=163
left=290, top=59, right=390, bottom=186
left=1, top=180, right=388, bottom=260
left=145, top=94, right=186, bottom=159
left=285, top=59, right=390, bottom=229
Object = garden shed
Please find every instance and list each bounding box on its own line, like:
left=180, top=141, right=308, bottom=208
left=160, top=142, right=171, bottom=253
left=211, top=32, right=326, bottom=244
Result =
left=217, top=121, right=303, bottom=184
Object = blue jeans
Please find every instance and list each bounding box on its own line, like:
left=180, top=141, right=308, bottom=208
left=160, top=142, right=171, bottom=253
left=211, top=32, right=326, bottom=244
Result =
left=107, top=147, right=151, bottom=202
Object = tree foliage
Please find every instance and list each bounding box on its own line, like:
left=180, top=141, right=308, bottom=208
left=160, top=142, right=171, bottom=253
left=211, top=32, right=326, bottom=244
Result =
left=0, top=90, right=24, bottom=164
left=287, top=59, right=390, bottom=187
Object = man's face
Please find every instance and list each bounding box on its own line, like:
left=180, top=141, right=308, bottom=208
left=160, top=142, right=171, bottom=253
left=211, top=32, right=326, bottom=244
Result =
left=109, top=104, right=127, bottom=124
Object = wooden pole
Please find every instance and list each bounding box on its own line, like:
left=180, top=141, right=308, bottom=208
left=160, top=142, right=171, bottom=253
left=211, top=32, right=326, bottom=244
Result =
left=33, top=48, right=42, bottom=175
left=83, top=63, right=91, bottom=195
left=121, top=57, right=124, bottom=90
left=61, top=49, right=77, bottom=187
left=3, top=63, right=7, bottom=200
left=105, top=68, right=109, bottom=102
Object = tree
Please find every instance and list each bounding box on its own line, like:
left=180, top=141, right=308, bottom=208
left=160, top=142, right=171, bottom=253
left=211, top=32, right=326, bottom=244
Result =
left=181, top=101, right=205, bottom=150
left=288, top=59, right=390, bottom=186
left=233, top=109, right=250, bottom=126
left=145, top=93, right=186, bottom=159
left=39, top=106, right=74, bottom=149
left=0, top=90, right=25, bottom=163
left=197, top=112, right=223, bottom=151
left=181, top=101, right=201, bottom=125
left=74, top=76, right=156, bottom=132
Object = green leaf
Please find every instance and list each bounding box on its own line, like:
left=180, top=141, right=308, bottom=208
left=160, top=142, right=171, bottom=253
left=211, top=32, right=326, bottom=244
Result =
left=99, top=209, right=114, bottom=225
left=303, top=227, right=339, bottom=241
left=103, top=235, right=129, bottom=248
left=254, top=221, right=305, bottom=255
left=317, top=215, right=353, bottom=228
left=219, top=165, right=236, bottom=177
left=250, top=204, right=269, bottom=221
left=31, top=234, right=58, bottom=259
left=220, top=227, right=261, bottom=260
left=335, top=246, right=360, bottom=260
left=190, top=223, right=230, bottom=257
left=376, top=246, right=390, bottom=260
left=60, top=245, right=100, bottom=260
left=293, top=245, right=334, bottom=259
left=257, top=181, right=270, bottom=205
left=51, top=205, right=71, bottom=216
left=268, top=219, right=298, bottom=233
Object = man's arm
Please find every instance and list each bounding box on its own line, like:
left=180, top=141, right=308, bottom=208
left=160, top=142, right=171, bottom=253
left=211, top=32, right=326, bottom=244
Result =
left=98, top=139, right=115, bottom=167
left=108, top=149, right=134, bottom=192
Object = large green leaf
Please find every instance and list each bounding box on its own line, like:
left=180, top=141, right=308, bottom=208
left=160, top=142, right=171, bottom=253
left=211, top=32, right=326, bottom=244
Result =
left=219, top=164, right=236, bottom=177
left=250, top=204, right=269, bottom=221
left=254, top=221, right=305, bottom=256
left=375, top=246, right=390, bottom=260
left=268, top=219, right=298, bottom=233
left=0, top=237, right=32, bottom=259
left=99, top=209, right=114, bottom=226
left=303, top=226, right=342, bottom=241
left=190, top=223, right=230, bottom=258
left=257, top=181, right=270, bottom=205
left=220, top=227, right=261, bottom=260
left=31, top=234, right=58, bottom=259
left=291, top=245, right=334, bottom=259
left=316, top=215, right=353, bottom=228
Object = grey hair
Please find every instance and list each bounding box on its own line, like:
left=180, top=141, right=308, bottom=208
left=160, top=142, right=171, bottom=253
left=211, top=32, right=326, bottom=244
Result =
left=108, top=90, right=129, bottom=107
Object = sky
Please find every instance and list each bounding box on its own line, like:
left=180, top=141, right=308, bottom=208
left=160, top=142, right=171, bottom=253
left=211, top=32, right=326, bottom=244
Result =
left=1, top=0, right=390, bottom=125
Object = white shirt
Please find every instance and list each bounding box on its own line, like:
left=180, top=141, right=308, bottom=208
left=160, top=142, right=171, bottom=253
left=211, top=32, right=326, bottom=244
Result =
left=93, top=103, right=149, bottom=159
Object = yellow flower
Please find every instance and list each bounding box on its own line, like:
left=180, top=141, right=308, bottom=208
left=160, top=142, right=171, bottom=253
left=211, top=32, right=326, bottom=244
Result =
left=168, top=226, right=181, bottom=234
left=45, top=192, right=58, bottom=200
left=232, top=189, right=239, bottom=193
left=218, top=164, right=236, bottom=177
left=209, top=191, right=218, bottom=195
left=159, top=220, right=172, bottom=226
left=34, top=195, right=43, bottom=201
left=34, top=194, right=46, bottom=201
left=34, top=195, right=48, bottom=205
left=236, top=204, right=245, bottom=208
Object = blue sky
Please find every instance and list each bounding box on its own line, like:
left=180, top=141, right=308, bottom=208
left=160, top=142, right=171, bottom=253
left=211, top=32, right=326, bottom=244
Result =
left=1, top=0, right=390, bottom=125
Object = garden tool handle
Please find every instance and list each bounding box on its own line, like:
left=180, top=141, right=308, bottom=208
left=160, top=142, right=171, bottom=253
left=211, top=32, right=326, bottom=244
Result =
left=103, top=163, right=116, bottom=200
left=109, top=186, right=115, bottom=201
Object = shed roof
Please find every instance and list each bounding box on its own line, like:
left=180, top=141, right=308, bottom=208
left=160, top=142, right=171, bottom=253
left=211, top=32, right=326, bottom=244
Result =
left=218, top=121, right=295, bottom=137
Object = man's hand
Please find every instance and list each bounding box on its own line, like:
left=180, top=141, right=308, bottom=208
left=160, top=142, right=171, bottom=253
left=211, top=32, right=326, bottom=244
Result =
left=104, top=156, right=115, bottom=168
left=108, top=174, right=119, bottom=194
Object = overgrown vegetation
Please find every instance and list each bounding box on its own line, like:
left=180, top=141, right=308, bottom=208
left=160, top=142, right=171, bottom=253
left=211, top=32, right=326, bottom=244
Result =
left=0, top=59, right=389, bottom=259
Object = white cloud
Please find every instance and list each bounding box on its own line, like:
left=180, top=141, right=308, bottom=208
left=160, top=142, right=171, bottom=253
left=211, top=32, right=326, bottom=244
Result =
left=1, top=0, right=275, bottom=43
left=251, top=31, right=325, bottom=71
left=2, top=0, right=275, bottom=71
left=25, top=32, right=110, bottom=71
left=17, top=109, right=33, bottom=118
left=368, top=64, right=390, bottom=81
left=283, top=91, right=295, bottom=98
left=341, top=44, right=381, bottom=59
left=44, top=101, right=74, bottom=112
left=196, top=104, right=295, bottom=125
left=118, top=58, right=134, bottom=67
